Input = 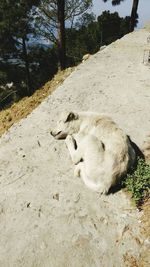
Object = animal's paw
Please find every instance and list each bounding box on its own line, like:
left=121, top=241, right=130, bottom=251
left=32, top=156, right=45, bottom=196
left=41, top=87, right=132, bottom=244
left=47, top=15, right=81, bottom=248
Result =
left=98, top=184, right=110, bottom=195
left=66, top=134, right=74, bottom=142
left=65, top=135, right=76, bottom=150
left=65, top=135, right=73, bottom=145
left=74, top=165, right=81, bottom=177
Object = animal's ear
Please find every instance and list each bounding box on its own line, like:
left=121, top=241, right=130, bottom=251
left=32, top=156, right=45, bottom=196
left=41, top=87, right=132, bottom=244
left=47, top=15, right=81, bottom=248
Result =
left=65, top=112, right=78, bottom=122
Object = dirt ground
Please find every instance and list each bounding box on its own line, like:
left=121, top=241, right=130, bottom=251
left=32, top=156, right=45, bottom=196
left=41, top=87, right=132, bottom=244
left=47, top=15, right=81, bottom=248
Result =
left=0, top=29, right=149, bottom=266
left=138, top=198, right=150, bottom=267
left=0, top=66, right=149, bottom=266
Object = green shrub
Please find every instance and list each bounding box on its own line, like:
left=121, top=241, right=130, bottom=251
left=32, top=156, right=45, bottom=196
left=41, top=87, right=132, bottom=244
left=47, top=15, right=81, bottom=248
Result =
left=0, top=84, right=17, bottom=109
left=123, top=158, right=150, bottom=207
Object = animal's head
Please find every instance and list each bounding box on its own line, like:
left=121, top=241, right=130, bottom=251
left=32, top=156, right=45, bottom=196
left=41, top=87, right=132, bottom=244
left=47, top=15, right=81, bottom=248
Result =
left=50, top=111, right=80, bottom=139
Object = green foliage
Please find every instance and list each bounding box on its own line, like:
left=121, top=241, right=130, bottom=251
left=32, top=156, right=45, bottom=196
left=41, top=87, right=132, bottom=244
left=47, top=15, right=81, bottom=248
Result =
left=97, top=11, right=130, bottom=44
left=103, top=0, right=139, bottom=31
left=28, top=46, right=58, bottom=89
left=0, top=84, right=17, bottom=109
left=0, top=45, right=58, bottom=105
left=103, top=0, right=124, bottom=5
left=0, top=0, right=41, bottom=96
left=0, top=1, right=136, bottom=107
left=66, top=11, right=131, bottom=64
left=0, top=0, right=40, bottom=53
left=35, top=0, right=93, bottom=44
left=75, top=12, right=96, bottom=29
left=123, top=158, right=150, bottom=207
left=0, top=70, right=7, bottom=84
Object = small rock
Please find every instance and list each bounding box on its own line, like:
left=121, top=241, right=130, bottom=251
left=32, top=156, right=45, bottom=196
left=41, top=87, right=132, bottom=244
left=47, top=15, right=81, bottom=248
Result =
left=53, top=193, right=59, bottom=201
left=27, top=202, right=31, bottom=208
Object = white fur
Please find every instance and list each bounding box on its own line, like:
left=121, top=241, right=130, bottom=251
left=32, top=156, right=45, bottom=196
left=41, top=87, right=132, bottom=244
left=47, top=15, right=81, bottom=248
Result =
left=51, top=111, right=136, bottom=194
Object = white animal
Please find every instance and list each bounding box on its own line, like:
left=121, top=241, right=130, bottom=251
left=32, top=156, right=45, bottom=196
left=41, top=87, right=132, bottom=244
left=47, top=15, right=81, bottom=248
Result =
left=51, top=111, right=136, bottom=194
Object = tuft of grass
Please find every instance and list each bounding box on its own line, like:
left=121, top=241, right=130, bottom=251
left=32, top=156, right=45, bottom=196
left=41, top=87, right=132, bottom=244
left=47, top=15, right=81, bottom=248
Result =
left=122, top=158, right=150, bottom=207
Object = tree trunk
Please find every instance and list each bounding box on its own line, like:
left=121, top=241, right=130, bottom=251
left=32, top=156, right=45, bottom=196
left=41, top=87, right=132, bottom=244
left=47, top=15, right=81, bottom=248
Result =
left=22, top=37, right=32, bottom=96
left=57, top=0, right=66, bottom=70
left=129, top=0, right=139, bottom=32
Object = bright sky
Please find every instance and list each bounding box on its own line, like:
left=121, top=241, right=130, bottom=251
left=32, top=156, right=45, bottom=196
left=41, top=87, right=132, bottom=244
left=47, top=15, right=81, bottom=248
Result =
left=92, top=0, right=150, bottom=29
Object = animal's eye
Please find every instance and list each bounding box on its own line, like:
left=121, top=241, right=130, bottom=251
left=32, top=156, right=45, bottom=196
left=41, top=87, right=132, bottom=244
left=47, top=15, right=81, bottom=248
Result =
left=65, top=112, right=77, bottom=123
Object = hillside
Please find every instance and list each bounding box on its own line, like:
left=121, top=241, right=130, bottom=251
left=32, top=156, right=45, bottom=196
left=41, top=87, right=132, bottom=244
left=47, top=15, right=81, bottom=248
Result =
left=0, top=27, right=150, bottom=267
left=0, top=67, right=74, bottom=137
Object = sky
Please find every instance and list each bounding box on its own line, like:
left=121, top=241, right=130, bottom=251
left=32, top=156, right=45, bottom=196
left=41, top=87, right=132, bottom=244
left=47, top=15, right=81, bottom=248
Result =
left=92, top=0, right=150, bottom=29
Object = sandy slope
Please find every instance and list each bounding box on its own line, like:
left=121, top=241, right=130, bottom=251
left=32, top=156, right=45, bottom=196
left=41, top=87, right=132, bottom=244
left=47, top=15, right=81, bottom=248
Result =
left=0, top=28, right=150, bottom=267
left=0, top=67, right=74, bottom=137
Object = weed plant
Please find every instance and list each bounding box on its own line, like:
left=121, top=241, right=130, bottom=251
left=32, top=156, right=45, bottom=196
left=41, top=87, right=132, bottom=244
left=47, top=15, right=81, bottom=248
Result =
left=122, top=158, right=150, bottom=207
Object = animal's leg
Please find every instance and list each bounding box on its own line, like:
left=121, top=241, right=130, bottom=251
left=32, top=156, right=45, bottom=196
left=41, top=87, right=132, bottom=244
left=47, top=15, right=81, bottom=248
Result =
left=97, top=176, right=115, bottom=195
left=74, top=162, right=83, bottom=177
left=98, top=184, right=110, bottom=195
left=65, top=135, right=82, bottom=164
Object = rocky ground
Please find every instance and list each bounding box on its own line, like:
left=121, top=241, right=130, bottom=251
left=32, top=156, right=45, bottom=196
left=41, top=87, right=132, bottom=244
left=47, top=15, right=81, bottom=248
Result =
left=0, top=26, right=150, bottom=267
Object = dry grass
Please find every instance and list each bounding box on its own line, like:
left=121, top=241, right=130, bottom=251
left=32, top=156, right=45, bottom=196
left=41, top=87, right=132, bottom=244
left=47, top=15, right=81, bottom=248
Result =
left=0, top=67, right=74, bottom=137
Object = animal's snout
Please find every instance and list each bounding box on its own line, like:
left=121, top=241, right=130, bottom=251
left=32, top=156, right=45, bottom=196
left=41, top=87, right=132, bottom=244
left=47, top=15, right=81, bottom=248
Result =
left=50, top=130, right=61, bottom=137
left=50, top=130, right=54, bottom=136
left=50, top=130, right=67, bottom=139
left=50, top=130, right=55, bottom=136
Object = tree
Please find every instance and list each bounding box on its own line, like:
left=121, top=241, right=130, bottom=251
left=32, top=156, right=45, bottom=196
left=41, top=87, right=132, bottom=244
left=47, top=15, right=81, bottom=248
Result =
left=0, top=0, right=40, bottom=95
left=75, top=12, right=96, bottom=29
left=35, top=0, right=93, bottom=69
left=97, top=11, right=121, bottom=43
left=102, top=0, right=139, bottom=32
left=103, top=0, right=124, bottom=4
left=57, top=0, right=66, bottom=70
left=66, top=10, right=130, bottom=64
left=129, top=0, right=139, bottom=32
left=28, top=46, right=58, bottom=89
left=0, top=1, right=17, bottom=57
